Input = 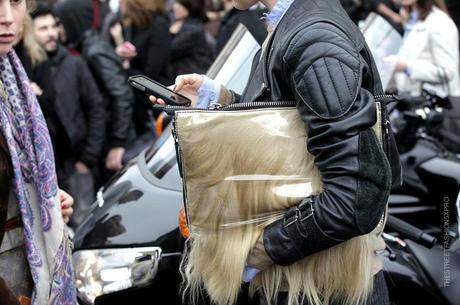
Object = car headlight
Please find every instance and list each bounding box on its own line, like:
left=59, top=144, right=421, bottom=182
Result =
left=73, top=247, right=161, bottom=304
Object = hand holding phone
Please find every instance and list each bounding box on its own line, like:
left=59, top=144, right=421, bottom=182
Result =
left=128, top=75, right=192, bottom=106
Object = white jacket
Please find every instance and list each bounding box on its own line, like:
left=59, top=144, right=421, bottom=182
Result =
left=396, top=7, right=460, bottom=97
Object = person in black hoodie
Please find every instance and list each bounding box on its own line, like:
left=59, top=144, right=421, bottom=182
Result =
left=168, top=0, right=213, bottom=78
left=55, top=0, right=135, bottom=175
left=30, top=5, right=107, bottom=227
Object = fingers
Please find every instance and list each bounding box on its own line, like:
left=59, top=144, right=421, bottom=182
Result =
left=105, top=148, right=125, bottom=171
left=63, top=211, right=72, bottom=224
left=174, top=75, right=187, bottom=92
left=246, top=233, right=273, bottom=270
left=59, top=189, right=74, bottom=209
left=149, top=95, right=165, bottom=105
left=62, top=207, right=73, bottom=218
left=174, top=73, right=201, bottom=92
left=106, top=159, right=122, bottom=171
left=59, top=189, right=74, bottom=224
left=107, top=159, right=123, bottom=171
left=149, top=73, right=201, bottom=105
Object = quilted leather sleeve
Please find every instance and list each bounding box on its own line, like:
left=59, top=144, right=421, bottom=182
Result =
left=284, top=22, right=362, bottom=119
left=263, top=22, right=392, bottom=265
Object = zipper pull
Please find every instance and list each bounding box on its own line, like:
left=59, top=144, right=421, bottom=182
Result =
left=208, top=102, right=223, bottom=110
left=261, top=82, right=271, bottom=92
left=384, top=119, right=390, bottom=134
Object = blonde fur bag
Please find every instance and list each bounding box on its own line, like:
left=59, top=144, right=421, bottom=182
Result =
left=173, top=102, right=386, bottom=305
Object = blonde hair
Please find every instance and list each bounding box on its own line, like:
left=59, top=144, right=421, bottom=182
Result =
left=176, top=109, right=383, bottom=305
left=20, top=14, right=47, bottom=67
left=122, top=0, right=164, bottom=29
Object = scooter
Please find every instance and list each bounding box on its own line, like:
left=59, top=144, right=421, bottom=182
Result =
left=381, top=214, right=459, bottom=305
left=387, top=92, right=460, bottom=237
left=381, top=92, right=460, bottom=305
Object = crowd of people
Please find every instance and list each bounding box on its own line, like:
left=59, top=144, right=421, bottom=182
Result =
left=7, top=0, right=459, bottom=232
left=0, top=0, right=459, bottom=303
left=0, top=0, right=267, bottom=303
left=8, top=0, right=271, bottom=231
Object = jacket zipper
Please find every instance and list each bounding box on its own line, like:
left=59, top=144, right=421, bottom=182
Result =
left=252, top=35, right=276, bottom=101
left=373, top=94, right=394, bottom=161
left=374, top=94, right=394, bottom=102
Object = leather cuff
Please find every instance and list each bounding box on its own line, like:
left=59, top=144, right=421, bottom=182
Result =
left=263, top=197, right=340, bottom=266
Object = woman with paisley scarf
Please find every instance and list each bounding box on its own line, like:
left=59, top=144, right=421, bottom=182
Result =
left=0, top=0, right=77, bottom=304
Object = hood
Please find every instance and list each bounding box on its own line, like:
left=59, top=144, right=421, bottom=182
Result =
left=55, top=0, right=93, bottom=46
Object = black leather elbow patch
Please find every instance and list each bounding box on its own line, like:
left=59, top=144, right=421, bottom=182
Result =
left=355, top=129, right=392, bottom=233
left=294, top=57, right=360, bottom=119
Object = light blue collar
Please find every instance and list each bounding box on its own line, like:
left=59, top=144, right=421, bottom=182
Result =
left=264, top=0, right=295, bottom=28
left=404, top=10, right=419, bottom=33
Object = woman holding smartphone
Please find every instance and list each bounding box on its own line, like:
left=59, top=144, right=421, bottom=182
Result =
left=0, top=0, right=76, bottom=303
left=151, top=0, right=400, bottom=304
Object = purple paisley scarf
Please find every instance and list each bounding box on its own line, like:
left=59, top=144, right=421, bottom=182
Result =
left=0, top=50, right=76, bottom=304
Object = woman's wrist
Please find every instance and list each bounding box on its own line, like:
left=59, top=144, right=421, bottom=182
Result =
left=196, top=75, right=222, bottom=108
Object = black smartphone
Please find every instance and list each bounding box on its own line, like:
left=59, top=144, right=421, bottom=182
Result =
left=128, top=75, right=192, bottom=106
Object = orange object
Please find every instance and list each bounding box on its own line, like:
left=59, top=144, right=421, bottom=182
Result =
left=155, top=114, right=164, bottom=137
left=178, top=207, right=190, bottom=239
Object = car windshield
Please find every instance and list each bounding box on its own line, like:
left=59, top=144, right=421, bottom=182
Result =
left=145, top=25, right=260, bottom=178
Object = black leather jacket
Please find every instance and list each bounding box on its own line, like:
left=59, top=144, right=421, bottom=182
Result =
left=237, top=0, right=401, bottom=266
left=49, top=45, right=107, bottom=167
left=55, top=0, right=135, bottom=149
left=80, top=30, right=135, bottom=149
